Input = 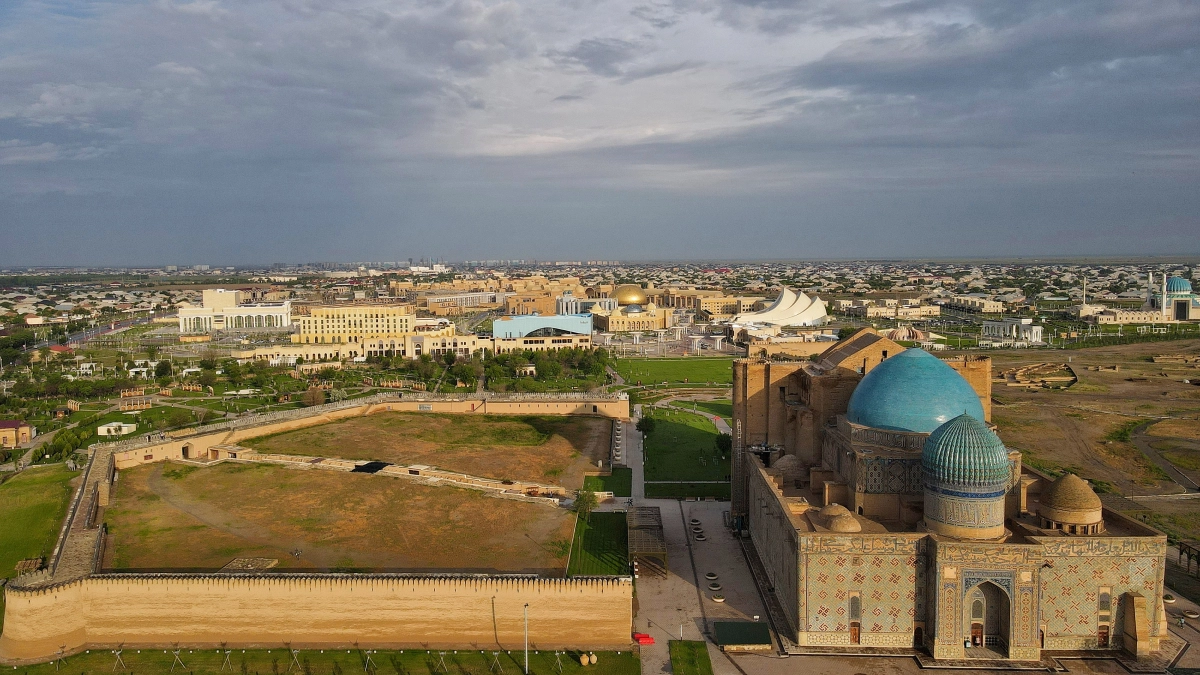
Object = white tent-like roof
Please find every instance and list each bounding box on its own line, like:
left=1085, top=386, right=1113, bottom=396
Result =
left=729, top=287, right=828, bottom=327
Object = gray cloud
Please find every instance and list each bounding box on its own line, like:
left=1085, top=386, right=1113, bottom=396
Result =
left=0, top=0, right=1196, bottom=265
left=548, top=38, right=643, bottom=77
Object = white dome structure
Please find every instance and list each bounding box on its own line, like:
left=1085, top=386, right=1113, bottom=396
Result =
left=730, top=287, right=828, bottom=327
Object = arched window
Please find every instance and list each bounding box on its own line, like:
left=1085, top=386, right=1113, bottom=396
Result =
left=849, top=596, right=861, bottom=621
left=972, top=599, right=984, bottom=620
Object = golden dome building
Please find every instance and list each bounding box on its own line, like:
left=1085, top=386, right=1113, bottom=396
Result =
left=613, top=284, right=649, bottom=306
left=590, top=284, right=673, bottom=333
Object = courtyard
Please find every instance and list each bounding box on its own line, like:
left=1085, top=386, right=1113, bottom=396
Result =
left=103, top=460, right=575, bottom=574
left=242, top=412, right=612, bottom=488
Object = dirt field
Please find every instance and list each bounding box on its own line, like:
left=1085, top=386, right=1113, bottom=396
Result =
left=985, top=339, right=1200, bottom=497
left=243, top=412, right=611, bottom=488
left=103, top=461, right=575, bottom=573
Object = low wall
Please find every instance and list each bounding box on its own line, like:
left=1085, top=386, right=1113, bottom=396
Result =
left=111, top=398, right=628, bottom=471
left=0, top=574, right=633, bottom=663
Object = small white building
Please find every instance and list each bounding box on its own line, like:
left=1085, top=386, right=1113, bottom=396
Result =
left=97, top=422, right=137, bottom=437
left=981, top=317, right=1045, bottom=346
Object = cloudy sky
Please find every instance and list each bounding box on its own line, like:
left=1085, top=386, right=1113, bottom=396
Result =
left=1, top=0, right=1197, bottom=266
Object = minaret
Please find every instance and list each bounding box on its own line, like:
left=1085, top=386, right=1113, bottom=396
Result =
left=1163, top=272, right=1169, bottom=320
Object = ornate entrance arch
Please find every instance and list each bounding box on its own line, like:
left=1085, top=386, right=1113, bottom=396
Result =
left=965, top=581, right=1011, bottom=656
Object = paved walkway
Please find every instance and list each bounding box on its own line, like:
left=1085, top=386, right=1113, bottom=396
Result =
left=647, top=395, right=732, bottom=435
left=628, top=402, right=769, bottom=675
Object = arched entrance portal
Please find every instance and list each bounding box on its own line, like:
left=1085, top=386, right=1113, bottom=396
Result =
left=966, top=581, right=1010, bottom=657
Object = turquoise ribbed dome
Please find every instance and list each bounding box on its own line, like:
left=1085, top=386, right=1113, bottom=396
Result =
left=922, top=414, right=1011, bottom=488
left=1166, top=276, right=1193, bottom=293
left=846, top=349, right=985, bottom=433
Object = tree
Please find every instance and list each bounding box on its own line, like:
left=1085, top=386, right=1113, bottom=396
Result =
left=442, top=351, right=457, bottom=367
left=636, top=416, right=656, bottom=435
left=302, top=387, right=326, bottom=407
left=224, top=360, right=244, bottom=385
left=573, top=489, right=597, bottom=522
left=715, top=433, right=732, bottom=456
left=154, top=359, right=173, bottom=378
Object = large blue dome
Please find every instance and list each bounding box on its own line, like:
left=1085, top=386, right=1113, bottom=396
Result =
left=922, top=414, right=1011, bottom=489
left=846, top=349, right=985, bottom=433
left=1166, top=276, right=1193, bottom=293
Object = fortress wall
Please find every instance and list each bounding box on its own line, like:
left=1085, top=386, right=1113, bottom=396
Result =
left=111, top=399, right=627, bottom=471
left=944, top=356, right=992, bottom=422
left=1, top=575, right=633, bottom=663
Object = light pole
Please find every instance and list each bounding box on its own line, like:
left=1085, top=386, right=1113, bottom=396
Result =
left=524, top=603, right=530, bottom=675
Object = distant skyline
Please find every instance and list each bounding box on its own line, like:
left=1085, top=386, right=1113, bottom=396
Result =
left=1, top=0, right=1197, bottom=266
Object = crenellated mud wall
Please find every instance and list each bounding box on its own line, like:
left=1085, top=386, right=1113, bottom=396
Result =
left=0, top=574, right=633, bottom=663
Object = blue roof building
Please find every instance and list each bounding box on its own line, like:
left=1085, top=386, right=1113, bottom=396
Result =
left=491, top=313, right=593, bottom=339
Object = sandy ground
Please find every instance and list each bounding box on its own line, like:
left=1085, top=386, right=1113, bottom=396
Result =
left=987, top=340, right=1200, bottom=496
left=244, top=412, right=611, bottom=488
left=103, top=460, right=574, bottom=573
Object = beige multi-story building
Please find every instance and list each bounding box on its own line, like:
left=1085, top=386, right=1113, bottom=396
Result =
left=505, top=292, right=557, bottom=316
left=945, top=296, right=1005, bottom=313
left=178, top=288, right=291, bottom=334
left=423, top=292, right=507, bottom=316
left=292, top=305, right=418, bottom=346
left=847, top=303, right=941, bottom=319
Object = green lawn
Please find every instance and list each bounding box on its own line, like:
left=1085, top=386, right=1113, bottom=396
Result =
left=584, top=468, right=633, bottom=497
left=567, top=512, right=628, bottom=576
left=0, top=465, right=80, bottom=632
left=644, top=483, right=731, bottom=499
left=672, top=400, right=732, bottom=424
left=642, top=410, right=729, bottom=483
left=668, top=641, right=714, bottom=675
left=615, top=358, right=733, bottom=385
left=8, top=647, right=640, bottom=675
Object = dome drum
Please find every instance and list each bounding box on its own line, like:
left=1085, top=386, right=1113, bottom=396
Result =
left=921, top=414, right=1012, bottom=541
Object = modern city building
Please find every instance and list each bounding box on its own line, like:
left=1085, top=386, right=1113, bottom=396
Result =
left=490, top=313, right=594, bottom=353
left=981, top=318, right=1045, bottom=346
left=178, top=289, right=291, bottom=334
left=1145, top=274, right=1200, bottom=321
left=492, top=314, right=593, bottom=339
left=590, top=285, right=673, bottom=332
left=729, top=287, right=829, bottom=327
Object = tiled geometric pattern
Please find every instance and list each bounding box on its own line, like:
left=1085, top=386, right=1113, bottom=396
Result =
left=1039, top=554, right=1161, bottom=638
left=804, top=550, right=920, bottom=634
left=859, top=458, right=923, bottom=495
